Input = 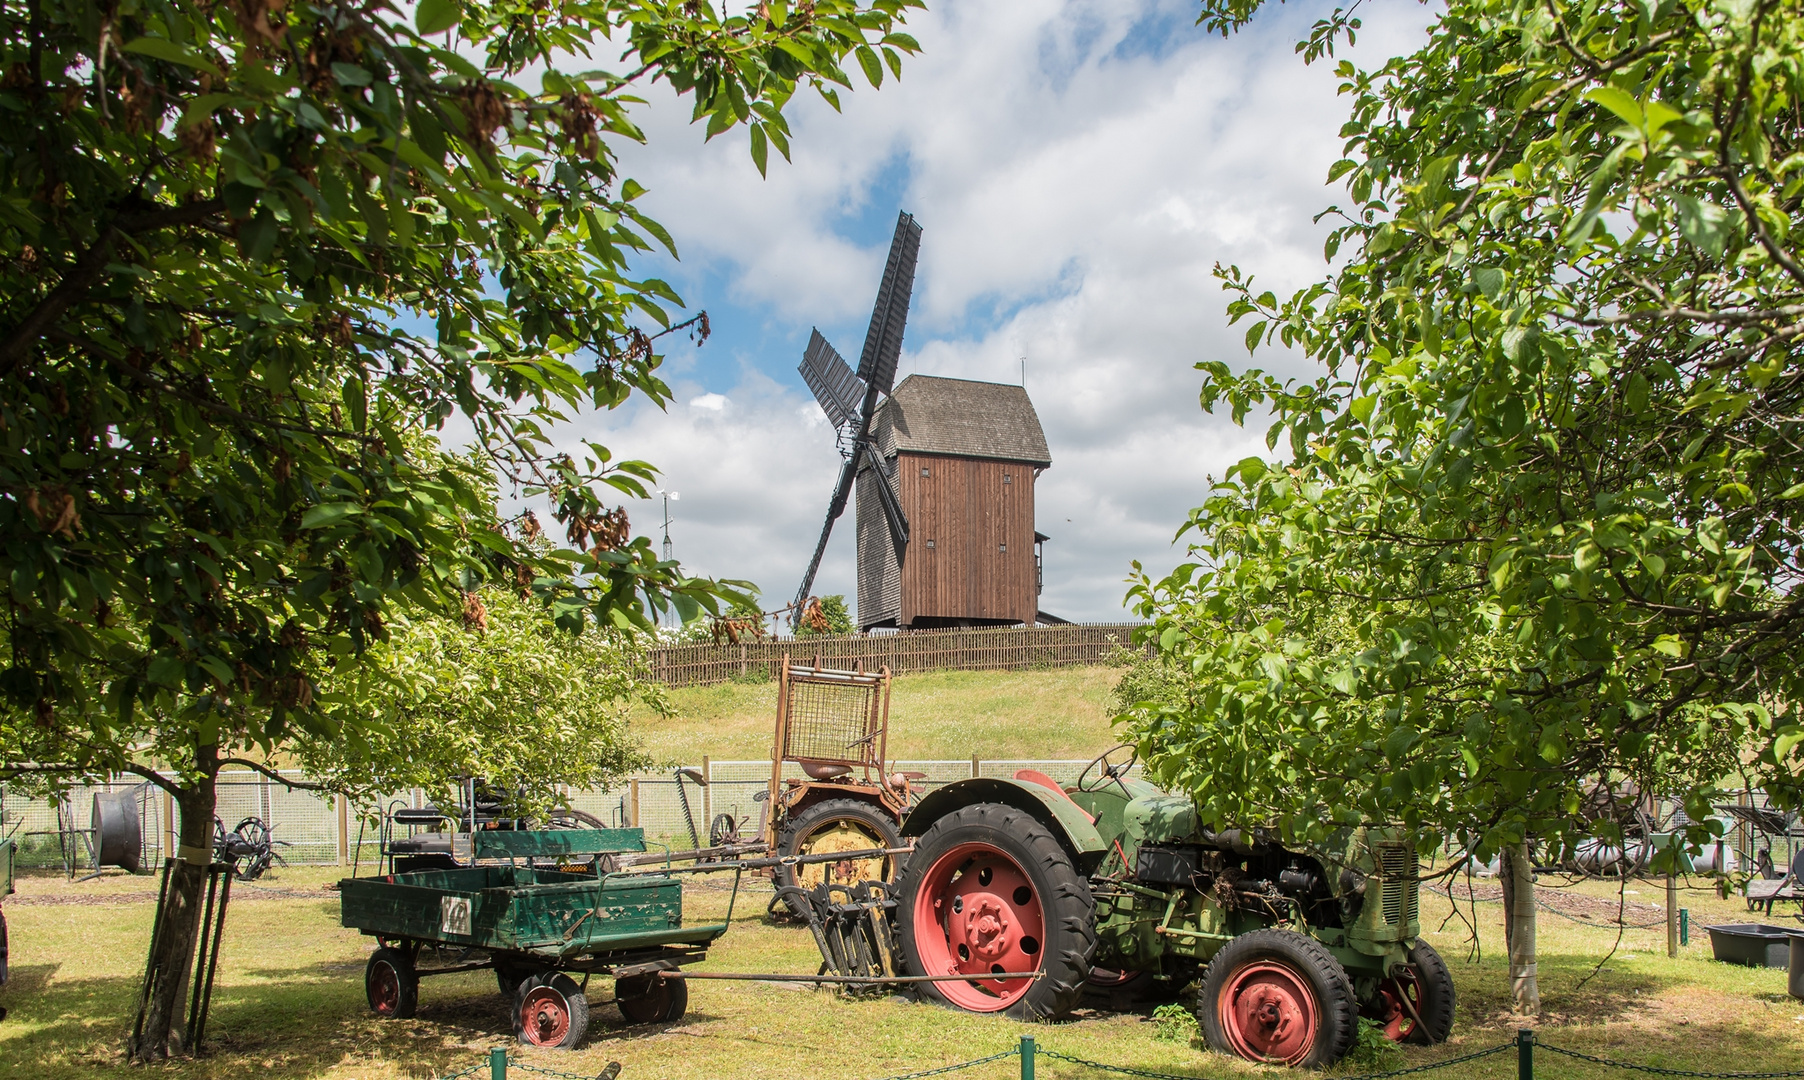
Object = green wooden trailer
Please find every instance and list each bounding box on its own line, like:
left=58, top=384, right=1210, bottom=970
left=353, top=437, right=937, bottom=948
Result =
left=340, top=828, right=734, bottom=1048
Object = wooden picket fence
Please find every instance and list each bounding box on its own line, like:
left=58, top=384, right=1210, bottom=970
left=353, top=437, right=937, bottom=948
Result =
left=647, top=623, right=1145, bottom=687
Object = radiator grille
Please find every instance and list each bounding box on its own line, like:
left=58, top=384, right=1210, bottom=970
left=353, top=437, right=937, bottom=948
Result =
left=1379, top=844, right=1419, bottom=926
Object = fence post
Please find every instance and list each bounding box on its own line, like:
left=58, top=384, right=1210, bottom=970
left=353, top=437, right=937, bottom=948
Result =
left=971, top=755, right=980, bottom=779
left=1019, top=1035, right=1035, bottom=1080
left=337, top=794, right=349, bottom=866
left=1667, top=868, right=1678, bottom=957
left=702, top=755, right=712, bottom=830
left=629, top=778, right=640, bottom=829
left=489, top=1045, right=508, bottom=1080
left=1517, top=1028, right=1534, bottom=1080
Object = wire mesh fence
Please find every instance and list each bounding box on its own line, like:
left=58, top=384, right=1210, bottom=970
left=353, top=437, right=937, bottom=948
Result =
left=0, top=759, right=1140, bottom=870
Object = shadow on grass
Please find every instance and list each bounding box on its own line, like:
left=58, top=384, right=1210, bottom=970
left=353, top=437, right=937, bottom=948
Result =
left=0, top=958, right=736, bottom=1080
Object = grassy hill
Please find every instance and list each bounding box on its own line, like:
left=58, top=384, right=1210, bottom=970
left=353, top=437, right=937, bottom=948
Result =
left=629, top=664, right=1127, bottom=764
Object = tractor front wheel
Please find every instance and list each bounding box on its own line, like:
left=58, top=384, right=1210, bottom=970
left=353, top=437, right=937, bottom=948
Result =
left=1370, top=939, right=1455, bottom=1044
left=1198, top=929, right=1357, bottom=1067
left=897, top=802, right=1096, bottom=1020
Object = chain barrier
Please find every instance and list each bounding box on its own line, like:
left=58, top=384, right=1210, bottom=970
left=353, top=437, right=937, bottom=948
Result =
left=1537, top=1044, right=1804, bottom=1079
left=1423, top=883, right=1669, bottom=929
left=863, top=1048, right=1022, bottom=1080
left=1036, top=1041, right=1513, bottom=1080
left=426, top=1032, right=1804, bottom=1080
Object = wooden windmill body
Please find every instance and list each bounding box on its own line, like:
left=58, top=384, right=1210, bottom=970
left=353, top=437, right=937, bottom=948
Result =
left=855, top=376, right=1051, bottom=630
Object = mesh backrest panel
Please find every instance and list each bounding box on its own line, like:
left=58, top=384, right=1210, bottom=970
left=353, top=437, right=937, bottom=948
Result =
left=783, top=677, right=878, bottom=765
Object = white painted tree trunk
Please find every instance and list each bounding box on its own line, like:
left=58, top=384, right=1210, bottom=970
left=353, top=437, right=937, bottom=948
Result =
left=1499, top=840, right=1540, bottom=1015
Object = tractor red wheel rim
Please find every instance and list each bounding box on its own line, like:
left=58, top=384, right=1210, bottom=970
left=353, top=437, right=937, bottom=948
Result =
left=1218, top=960, right=1319, bottom=1064
left=370, top=961, right=401, bottom=1016
left=911, top=841, right=1045, bottom=1012
left=1378, top=967, right=1423, bottom=1041
left=520, top=986, right=571, bottom=1045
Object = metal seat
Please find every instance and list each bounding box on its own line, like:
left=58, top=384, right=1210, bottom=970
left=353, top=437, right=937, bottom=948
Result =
left=799, top=760, right=852, bottom=781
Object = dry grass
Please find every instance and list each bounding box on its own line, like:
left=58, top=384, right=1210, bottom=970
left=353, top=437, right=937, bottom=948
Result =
left=2, top=862, right=1801, bottom=1080
left=630, top=665, right=1129, bottom=764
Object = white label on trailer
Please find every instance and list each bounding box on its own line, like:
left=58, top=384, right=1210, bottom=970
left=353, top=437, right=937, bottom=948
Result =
left=440, top=896, right=472, bottom=937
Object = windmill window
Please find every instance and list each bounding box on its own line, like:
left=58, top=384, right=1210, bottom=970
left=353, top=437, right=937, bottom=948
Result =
left=920, top=466, right=931, bottom=477
left=999, top=543, right=1007, bottom=553
left=1003, top=474, right=1012, bottom=484
left=926, top=539, right=936, bottom=549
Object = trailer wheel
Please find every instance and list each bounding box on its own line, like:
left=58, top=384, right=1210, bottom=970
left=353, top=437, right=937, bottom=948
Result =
left=514, top=972, right=589, bottom=1049
left=897, top=802, right=1096, bottom=1020
left=776, top=798, right=901, bottom=909
left=1199, top=928, right=1356, bottom=1067
left=1376, top=940, right=1454, bottom=1044
left=615, top=973, right=688, bottom=1023
left=365, top=947, right=418, bottom=1019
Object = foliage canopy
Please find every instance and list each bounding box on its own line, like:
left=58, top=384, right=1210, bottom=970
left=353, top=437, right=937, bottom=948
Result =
left=1127, top=0, right=1804, bottom=860
left=0, top=0, right=919, bottom=786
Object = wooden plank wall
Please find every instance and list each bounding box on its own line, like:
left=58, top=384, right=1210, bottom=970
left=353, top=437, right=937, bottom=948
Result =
left=898, top=452, right=1037, bottom=624
left=646, top=624, right=1145, bottom=688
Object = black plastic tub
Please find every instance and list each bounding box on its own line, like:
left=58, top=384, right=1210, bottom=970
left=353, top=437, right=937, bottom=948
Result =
left=1704, top=923, right=1799, bottom=968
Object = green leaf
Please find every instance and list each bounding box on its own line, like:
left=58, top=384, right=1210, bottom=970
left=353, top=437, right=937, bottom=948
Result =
left=750, top=123, right=769, bottom=177
left=1673, top=195, right=1731, bottom=258
left=855, top=46, right=884, bottom=89
left=415, top=0, right=462, bottom=35
left=301, top=503, right=361, bottom=529
left=1236, top=457, right=1268, bottom=484
left=120, top=37, right=223, bottom=76
left=1350, top=395, right=1377, bottom=424
left=1585, top=86, right=1643, bottom=128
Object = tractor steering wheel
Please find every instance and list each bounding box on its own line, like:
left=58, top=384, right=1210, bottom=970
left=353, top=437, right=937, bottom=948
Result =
left=1077, top=743, right=1139, bottom=793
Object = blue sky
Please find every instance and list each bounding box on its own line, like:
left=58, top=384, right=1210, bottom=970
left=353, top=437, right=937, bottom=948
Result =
left=544, top=0, right=1435, bottom=624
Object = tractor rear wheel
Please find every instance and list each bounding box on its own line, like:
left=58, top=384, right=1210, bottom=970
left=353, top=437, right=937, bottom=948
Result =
left=1372, top=939, right=1455, bottom=1044
left=1198, top=929, right=1357, bottom=1067
left=897, top=802, right=1096, bottom=1020
left=776, top=798, right=901, bottom=908
left=514, top=972, right=589, bottom=1049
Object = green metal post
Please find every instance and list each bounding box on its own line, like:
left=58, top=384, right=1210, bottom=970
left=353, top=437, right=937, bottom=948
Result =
left=1680, top=908, right=1690, bottom=947
left=1517, top=1028, right=1534, bottom=1080
left=1020, top=1035, right=1035, bottom=1080
left=490, top=1046, right=508, bottom=1080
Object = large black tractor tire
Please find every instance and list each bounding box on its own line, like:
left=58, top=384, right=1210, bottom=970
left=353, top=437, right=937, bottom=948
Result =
left=1399, top=939, right=1456, bottom=1044
left=514, top=972, right=590, bottom=1049
left=1198, top=928, right=1357, bottom=1068
left=775, top=798, right=902, bottom=914
left=897, top=802, right=1096, bottom=1021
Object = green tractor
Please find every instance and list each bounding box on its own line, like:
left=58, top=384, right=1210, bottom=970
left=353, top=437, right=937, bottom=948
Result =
left=892, top=746, right=1453, bottom=1067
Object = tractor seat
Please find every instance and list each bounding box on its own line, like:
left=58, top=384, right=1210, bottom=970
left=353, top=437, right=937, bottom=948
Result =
left=391, top=807, right=448, bottom=825
left=897, top=771, right=928, bottom=780
left=798, top=760, right=852, bottom=781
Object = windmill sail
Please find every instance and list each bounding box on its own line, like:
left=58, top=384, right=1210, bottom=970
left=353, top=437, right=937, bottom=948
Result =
left=798, top=329, right=864, bottom=430
left=855, top=212, right=922, bottom=395
left=791, top=210, right=922, bottom=626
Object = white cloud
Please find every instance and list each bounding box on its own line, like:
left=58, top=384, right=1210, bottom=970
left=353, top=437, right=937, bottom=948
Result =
left=563, top=0, right=1434, bottom=622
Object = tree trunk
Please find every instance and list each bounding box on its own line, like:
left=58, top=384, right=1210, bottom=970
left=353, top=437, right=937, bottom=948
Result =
left=129, top=747, right=217, bottom=1061
left=1499, top=839, right=1540, bottom=1015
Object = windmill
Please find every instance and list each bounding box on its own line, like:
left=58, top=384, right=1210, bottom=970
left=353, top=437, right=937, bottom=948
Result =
left=791, top=211, right=922, bottom=627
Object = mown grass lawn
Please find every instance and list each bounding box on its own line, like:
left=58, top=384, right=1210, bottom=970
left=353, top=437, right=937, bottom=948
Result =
left=2, top=863, right=1800, bottom=1080
left=630, top=665, right=1130, bottom=764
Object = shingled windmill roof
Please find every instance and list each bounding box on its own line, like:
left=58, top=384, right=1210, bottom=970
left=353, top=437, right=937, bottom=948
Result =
left=869, top=375, right=1052, bottom=467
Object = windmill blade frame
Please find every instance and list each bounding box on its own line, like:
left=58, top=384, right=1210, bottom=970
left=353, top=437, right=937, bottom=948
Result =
left=855, top=211, right=922, bottom=396
left=798, top=329, right=864, bottom=431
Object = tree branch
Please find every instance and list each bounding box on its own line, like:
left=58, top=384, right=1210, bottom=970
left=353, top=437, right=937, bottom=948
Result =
left=218, top=757, right=330, bottom=791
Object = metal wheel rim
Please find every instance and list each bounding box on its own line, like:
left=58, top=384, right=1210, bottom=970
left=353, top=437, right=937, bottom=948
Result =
left=1377, top=967, right=1422, bottom=1041
left=795, top=817, right=890, bottom=889
left=520, top=985, right=572, bottom=1045
left=911, top=840, right=1045, bottom=1012
left=370, top=961, right=401, bottom=1016
left=1218, top=960, right=1319, bottom=1064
